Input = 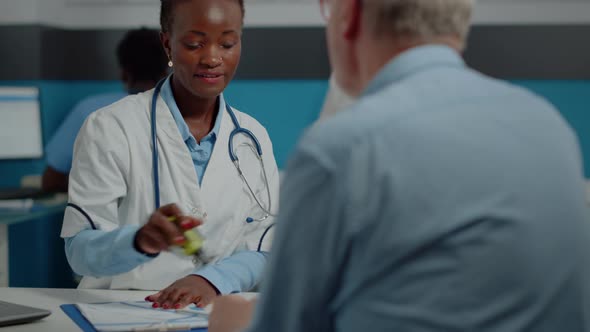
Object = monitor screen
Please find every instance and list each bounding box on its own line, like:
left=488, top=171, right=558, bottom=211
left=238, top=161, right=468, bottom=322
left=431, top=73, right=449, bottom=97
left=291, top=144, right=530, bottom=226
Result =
left=0, top=87, right=43, bottom=159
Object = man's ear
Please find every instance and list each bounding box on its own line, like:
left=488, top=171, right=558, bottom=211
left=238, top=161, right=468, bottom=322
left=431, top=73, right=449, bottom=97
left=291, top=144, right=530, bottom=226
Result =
left=344, top=0, right=362, bottom=40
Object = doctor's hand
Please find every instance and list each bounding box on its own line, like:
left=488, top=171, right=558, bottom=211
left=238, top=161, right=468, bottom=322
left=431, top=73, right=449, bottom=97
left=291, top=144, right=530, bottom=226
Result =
left=208, top=295, right=257, bottom=332
left=135, top=203, right=202, bottom=255
left=146, top=275, right=219, bottom=309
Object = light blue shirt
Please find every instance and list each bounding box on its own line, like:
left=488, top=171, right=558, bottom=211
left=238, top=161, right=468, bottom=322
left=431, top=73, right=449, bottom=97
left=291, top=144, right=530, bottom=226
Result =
left=46, top=92, right=126, bottom=173
left=65, top=79, right=268, bottom=294
left=160, top=76, right=223, bottom=185
left=248, top=46, right=590, bottom=332
left=65, top=226, right=267, bottom=294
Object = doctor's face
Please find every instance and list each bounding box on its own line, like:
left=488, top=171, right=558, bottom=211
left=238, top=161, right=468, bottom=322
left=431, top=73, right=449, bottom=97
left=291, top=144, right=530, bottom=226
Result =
left=162, top=0, right=242, bottom=100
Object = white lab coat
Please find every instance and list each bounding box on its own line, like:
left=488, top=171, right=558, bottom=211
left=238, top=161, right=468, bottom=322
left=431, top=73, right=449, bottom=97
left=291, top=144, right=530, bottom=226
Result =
left=61, top=89, right=279, bottom=290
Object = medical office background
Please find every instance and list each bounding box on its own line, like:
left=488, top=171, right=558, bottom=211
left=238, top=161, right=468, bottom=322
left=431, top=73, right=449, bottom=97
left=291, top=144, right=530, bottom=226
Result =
left=0, top=0, right=589, bottom=288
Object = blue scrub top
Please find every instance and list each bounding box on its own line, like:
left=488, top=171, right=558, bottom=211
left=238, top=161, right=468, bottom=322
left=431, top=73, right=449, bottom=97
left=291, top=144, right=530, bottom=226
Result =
left=160, top=76, right=223, bottom=185
left=46, top=92, right=126, bottom=173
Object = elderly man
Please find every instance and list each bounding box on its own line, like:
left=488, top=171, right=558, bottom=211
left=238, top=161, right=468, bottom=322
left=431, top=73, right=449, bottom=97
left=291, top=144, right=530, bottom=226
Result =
left=210, top=0, right=590, bottom=331
left=319, top=74, right=354, bottom=121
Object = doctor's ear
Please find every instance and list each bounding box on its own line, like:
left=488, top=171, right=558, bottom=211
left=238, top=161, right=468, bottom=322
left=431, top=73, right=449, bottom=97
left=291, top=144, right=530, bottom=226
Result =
left=159, top=31, right=172, bottom=60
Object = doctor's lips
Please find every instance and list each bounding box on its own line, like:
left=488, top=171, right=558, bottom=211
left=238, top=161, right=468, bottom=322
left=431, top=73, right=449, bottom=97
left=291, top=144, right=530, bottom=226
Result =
left=194, top=71, right=224, bottom=84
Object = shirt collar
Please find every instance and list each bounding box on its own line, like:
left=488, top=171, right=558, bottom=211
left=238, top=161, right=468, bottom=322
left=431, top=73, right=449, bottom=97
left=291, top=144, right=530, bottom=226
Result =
left=160, top=74, right=224, bottom=143
left=363, top=45, right=465, bottom=97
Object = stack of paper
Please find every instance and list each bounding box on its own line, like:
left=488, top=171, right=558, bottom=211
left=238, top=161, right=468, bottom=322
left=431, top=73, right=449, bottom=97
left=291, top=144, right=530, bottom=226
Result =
left=75, top=301, right=208, bottom=332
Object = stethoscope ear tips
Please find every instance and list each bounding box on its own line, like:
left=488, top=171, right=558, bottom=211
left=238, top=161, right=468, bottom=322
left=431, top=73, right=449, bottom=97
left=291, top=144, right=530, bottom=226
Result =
left=246, top=217, right=254, bottom=223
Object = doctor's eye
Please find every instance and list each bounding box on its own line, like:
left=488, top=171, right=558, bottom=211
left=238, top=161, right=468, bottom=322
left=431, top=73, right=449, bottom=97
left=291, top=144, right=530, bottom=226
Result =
left=184, top=42, right=204, bottom=50
left=221, top=42, right=237, bottom=50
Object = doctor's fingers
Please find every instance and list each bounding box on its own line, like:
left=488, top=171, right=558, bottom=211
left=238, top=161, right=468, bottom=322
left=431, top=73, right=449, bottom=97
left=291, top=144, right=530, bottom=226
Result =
left=174, top=294, right=202, bottom=309
left=145, top=289, right=166, bottom=305
left=196, top=294, right=215, bottom=308
left=137, top=228, right=170, bottom=253
left=152, top=287, right=199, bottom=309
left=145, top=289, right=168, bottom=307
left=163, top=290, right=200, bottom=309
left=147, top=213, right=186, bottom=245
left=161, top=291, right=206, bottom=309
left=176, top=216, right=202, bottom=230
left=157, top=203, right=184, bottom=217
left=156, top=286, right=184, bottom=308
left=156, top=204, right=203, bottom=229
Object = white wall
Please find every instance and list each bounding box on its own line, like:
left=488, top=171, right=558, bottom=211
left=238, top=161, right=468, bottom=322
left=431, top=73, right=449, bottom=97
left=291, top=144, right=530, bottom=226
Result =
left=0, top=0, right=38, bottom=25
left=1, top=0, right=590, bottom=28
left=36, top=0, right=159, bottom=28
left=33, top=1, right=324, bottom=28
left=474, top=0, right=590, bottom=25
left=33, top=0, right=324, bottom=28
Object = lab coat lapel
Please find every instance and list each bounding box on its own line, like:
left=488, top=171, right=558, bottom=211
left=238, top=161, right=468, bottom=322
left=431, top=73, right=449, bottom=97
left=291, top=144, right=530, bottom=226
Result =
left=154, top=95, right=203, bottom=211
left=198, top=102, right=246, bottom=257
left=200, top=102, right=239, bottom=194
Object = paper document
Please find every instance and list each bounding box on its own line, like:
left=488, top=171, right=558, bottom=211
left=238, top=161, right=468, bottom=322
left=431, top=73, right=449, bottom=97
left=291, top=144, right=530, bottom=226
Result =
left=75, top=301, right=208, bottom=332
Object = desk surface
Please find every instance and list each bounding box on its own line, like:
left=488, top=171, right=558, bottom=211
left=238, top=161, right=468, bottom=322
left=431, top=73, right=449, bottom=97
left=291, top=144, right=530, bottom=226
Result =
left=0, top=194, right=67, bottom=225
left=0, top=287, right=154, bottom=331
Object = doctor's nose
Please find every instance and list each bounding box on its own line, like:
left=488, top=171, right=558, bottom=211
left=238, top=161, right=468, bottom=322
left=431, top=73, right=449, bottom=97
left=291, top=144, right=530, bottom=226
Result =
left=200, top=48, right=222, bottom=68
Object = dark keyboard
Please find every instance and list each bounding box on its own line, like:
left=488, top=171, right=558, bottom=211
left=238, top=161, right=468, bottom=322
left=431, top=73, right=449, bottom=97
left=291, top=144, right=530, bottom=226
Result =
left=0, top=300, right=51, bottom=327
left=0, top=301, right=42, bottom=316
left=0, top=187, right=49, bottom=200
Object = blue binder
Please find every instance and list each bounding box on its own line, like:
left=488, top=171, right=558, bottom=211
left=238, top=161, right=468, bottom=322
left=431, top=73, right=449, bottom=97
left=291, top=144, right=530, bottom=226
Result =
left=60, top=304, right=207, bottom=332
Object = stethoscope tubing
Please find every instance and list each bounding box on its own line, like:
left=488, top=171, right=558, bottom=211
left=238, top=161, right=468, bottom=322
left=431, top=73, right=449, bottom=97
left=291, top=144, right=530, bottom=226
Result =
left=150, top=78, right=275, bottom=222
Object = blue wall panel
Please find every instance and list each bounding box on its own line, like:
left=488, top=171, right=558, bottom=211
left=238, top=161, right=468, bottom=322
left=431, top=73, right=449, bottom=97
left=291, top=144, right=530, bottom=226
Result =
left=513, top=80, right=590, bottom=176
left=225, top=80, right=327, bottom=167
left=0, top=79, right=326, bottom=181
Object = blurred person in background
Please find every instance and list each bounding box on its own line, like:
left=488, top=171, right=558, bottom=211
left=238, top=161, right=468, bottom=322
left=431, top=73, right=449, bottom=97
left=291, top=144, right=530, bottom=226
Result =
left=42, top=28, right=168, bottom=192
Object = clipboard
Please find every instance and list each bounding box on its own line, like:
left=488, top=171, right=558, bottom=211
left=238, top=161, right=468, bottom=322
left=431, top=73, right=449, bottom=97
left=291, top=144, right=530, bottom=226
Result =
left=60, top=304, right=208, bottom=332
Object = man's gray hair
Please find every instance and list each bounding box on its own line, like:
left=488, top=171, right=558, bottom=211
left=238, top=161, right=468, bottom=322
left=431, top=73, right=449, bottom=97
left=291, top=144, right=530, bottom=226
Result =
left=364, top=0, right=474, bottom=42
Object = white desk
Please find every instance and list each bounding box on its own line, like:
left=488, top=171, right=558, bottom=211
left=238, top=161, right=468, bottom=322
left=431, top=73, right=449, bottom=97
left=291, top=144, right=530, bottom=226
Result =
left=0, top=287, right=153, bottom=331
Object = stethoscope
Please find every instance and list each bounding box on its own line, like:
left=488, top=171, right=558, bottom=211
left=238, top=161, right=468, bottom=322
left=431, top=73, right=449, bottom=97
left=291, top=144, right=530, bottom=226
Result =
left=150, top=78, right=276, bottom=224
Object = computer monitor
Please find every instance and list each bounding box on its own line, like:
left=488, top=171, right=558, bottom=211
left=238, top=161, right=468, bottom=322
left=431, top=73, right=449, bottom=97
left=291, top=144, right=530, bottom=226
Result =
left=0, top=87, right=43, bottom=159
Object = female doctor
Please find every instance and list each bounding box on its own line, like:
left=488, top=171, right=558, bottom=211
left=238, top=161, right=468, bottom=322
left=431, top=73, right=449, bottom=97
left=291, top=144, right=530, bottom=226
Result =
left=61, top=0, right=279, bottom=309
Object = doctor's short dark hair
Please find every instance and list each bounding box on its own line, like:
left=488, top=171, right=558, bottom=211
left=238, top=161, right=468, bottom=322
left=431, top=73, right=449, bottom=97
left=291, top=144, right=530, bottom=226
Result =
left=116, top=28, right=168, bottom=83
left=160, top=0, right=245, bottom=33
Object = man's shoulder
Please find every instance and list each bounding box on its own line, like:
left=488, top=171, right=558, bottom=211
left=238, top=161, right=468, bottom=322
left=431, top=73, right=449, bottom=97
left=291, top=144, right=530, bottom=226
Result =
left=300, top=98, right=385, bottom=167
left=300, top=70, right=565, bottom=167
